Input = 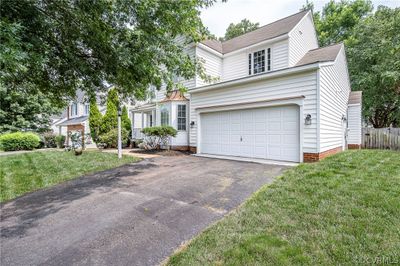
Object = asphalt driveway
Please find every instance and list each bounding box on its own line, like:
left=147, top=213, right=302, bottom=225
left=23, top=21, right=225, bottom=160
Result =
left=1, top=155, right=289, bottom=266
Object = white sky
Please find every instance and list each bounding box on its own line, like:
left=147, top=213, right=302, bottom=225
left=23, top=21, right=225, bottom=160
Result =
left=201, top=0, right=400, bottom=38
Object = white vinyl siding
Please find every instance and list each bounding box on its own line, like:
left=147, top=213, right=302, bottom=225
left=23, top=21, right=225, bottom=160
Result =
left=347, top=104, right=362, bottom=145
left=288, top=12, right=319, bottom=66
left=196, top=46, right=222, bottom=87
left=221, top=52, right=248, bottom=81
left=272, top=40, right=289, bottom=70
left=319, top=46, right=351, bottom=152
left=190, top=71, right=318, bottom=153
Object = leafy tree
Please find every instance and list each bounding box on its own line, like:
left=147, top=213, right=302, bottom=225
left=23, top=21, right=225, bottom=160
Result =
left=302, top=0, right=373, bottom=46
left=0, top=86, right=60, bottom=133
left=0, top=0, right=216, bottom=103
left=100, top=88, right=119, bottom=135
left=121, top=106, right=132, bottom=133
left=347, top=7, right=400, bottom=127
left=88, top=98, right=103, bottom=142
left=223, top=19, right=259, bottom=41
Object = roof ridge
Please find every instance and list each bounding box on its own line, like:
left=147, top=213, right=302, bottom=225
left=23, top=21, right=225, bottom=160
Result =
left=221, top=10, right=309, bottom=45
left=308, top=42, right=343, bottom=52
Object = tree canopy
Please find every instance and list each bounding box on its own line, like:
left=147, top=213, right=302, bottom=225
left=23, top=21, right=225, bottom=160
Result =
left=303, top=0, right=399, bottom=127
left=347, top=6, right=400, bottom=127
left=0, top=0, right=216, bottom=104
left=222, top=19, right=259, bottom=41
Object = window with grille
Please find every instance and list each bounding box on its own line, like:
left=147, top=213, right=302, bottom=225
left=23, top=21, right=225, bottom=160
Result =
left=177, top=104, right=186, bottom=131
left=248, top=48, right=271, bottom=75
left=161, top=108, right=169, bottom=126
left=70, top=103, right=78, bottom=117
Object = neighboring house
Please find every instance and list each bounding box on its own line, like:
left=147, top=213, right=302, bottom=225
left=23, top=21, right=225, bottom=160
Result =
left=131, top=10, right=361, bottom=163
left=51, top=91, right=106, bottom=147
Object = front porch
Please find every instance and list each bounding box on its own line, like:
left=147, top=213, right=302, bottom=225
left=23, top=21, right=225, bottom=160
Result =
left=131, top=103, right=156, bottom=140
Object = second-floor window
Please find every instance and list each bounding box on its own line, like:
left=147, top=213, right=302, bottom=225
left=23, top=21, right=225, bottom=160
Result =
left=84, top=104, right=89, bottom=115
left=161, top=108, right=169, bottom=126
left=248, top=48, right=271, bottom=75
left=70, top=103, right=78, bottom=117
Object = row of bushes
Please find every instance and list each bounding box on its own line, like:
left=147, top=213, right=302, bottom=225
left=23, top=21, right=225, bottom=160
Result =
left=0, top=132, right=66, bottom=151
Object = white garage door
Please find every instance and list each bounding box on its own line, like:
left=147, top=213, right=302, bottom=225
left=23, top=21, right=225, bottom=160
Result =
left=200, top=105, right=300, bottom=162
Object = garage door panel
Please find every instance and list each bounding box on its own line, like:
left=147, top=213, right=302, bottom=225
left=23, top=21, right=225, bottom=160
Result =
left=201, top=105, right=299, bottom=162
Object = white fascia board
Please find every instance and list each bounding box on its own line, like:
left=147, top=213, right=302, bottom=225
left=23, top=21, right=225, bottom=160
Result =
left=197, top=43, right=223, bottom=57
left=189, top=62, right=333, bottom=94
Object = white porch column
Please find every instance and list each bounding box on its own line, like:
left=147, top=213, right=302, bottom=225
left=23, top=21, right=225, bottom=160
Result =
left=131, top=111, right=135, bottom=139
left=141, top=112, right=144, bottom=128
left=152, top=109, right=156, bottom=127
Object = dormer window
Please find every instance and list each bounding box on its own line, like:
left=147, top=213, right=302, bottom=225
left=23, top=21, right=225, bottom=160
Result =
left=248, top=48, right=271, bottom=75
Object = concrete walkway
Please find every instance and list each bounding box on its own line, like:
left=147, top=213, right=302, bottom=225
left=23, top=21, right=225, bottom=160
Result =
left=1, top=155, right=288, bottom=266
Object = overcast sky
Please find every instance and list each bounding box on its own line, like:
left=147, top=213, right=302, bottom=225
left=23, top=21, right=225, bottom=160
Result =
left=200, top=0, right=400, bottom=38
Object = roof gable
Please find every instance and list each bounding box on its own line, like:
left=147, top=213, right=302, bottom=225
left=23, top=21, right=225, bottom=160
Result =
left=201, top=10, right=309, bottom=54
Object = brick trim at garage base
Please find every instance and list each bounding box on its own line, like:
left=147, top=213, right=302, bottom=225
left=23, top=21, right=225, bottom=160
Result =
left=303, top=146, right=343, bottom=162
left=189, top=146, right=197, bottom=153
left=170, top=145, right=190, bottom=151
left=348, top=144, right=361, bottom=149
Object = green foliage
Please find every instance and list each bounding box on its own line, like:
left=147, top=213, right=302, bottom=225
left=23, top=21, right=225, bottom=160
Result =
left=223, top=19, right=259, bottom=41
left=302, top=0, right=373, bottom=46
left=141, top=126, right=177, bottom=150
left=98, top=128, right=129, bottom=148
left=88, top=98, right=103, bottom=142
left=122, top=106, right=132, bottom=133
left=41, top=132, right=57, bottom=148
left=100, top=88, right=119, bottom=135
left=347, top=6, right=400, bottom=127
left=0, top=86, right=61, bottom=133
left=142, top=126, right=177, bottom=138
left=0, top=132, right=40, bottom=151
left=55, top=135, right=66, bottom=148
left=0, top=0, right=216, bottom=103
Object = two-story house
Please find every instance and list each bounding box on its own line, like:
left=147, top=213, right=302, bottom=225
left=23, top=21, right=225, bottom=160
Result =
left=130, top=10, right=362, bottom=163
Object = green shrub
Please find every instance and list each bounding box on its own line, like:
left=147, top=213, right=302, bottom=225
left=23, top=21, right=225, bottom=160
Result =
left=141, top=126, right=177, bottom=149
left=42, top=132, right=57, bottom=148
left=0, top=132, right=40, bottom=151
left=55, top=135, right=66, bottom=148
left=98, top=128, right=129, bottom=148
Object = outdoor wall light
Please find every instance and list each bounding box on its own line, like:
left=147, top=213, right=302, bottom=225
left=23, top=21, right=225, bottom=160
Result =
left=305, top=114, right=312, bottom=125
left=342, top=114, right=347, bottom=122
left=190, top=121, right=195, bottom=127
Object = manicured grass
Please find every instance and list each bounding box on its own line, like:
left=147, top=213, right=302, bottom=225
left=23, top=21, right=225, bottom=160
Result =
left=168, top=150, right=400, bottom=265
left=0, top=151, right=140, bottom=202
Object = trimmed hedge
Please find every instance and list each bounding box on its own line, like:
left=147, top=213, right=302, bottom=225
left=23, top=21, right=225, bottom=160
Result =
left=98, top=128, right=129, bottom=148
left=0, top=132, right=40, bottom=151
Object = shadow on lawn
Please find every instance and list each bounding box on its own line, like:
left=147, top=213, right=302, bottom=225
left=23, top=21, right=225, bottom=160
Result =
left=0, top=160, right=158, bottom=239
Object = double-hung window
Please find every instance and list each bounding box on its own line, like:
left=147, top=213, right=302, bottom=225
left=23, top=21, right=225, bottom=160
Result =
left=84, top=104, right=89, bottom=115
left=248, top=48, right=271, bottom=75
left=177, top=104, right=186, bottom=131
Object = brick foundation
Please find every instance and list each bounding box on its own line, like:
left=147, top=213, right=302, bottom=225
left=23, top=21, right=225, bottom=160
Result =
left=170, top=145, right=190, bottom=151
left=303, top=146, right=343, bottom=162
left=189, top=146, right=197, bottom=153
left=348, top=144, right=361, bottom=149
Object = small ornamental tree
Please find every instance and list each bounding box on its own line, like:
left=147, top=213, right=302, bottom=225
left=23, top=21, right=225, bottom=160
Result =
left=141, top=126, right=177, bottom=150
left=88, top=98, right=103, bottom=142
left=122, top=106, right=132, bottom=133
left=100, top=88, right=119, bottom=135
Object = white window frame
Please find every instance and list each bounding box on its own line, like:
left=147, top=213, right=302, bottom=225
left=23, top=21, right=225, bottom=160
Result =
left=161, top=108, right=169, bottom=126
left=248, top=48, right=271, bottom=75
left=177, top=104, right=187, bottom=131
left=70, top=103, right=78, bottom=117
left=84, top=104, right=90, bottom=115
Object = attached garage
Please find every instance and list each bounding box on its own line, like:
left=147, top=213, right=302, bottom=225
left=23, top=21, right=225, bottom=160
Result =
left=200, top=105, right=300, bottom=162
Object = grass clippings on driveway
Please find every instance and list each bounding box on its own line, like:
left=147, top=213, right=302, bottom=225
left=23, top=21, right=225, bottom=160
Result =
left=167, top=150, right=400, bottom=265
left=0, top=150, right=140, bottom=202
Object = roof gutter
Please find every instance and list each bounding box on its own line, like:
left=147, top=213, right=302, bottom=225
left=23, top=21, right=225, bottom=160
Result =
left=189, top=62, right=333, bottom=94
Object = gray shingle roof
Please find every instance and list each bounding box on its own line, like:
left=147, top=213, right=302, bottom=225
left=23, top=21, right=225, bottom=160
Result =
left=201, top=10, right=309, bottom=54
left=57, top=116, right=88, bottom=126
left=348, top=91, right=362, bottom=105
left=296, top=43, right=343, bottom=66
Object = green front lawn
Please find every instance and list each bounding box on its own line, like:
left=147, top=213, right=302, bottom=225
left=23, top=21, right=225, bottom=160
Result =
left=168, top=150, right=400, bottom=265
left=0, top=151, right=140, bottom=202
